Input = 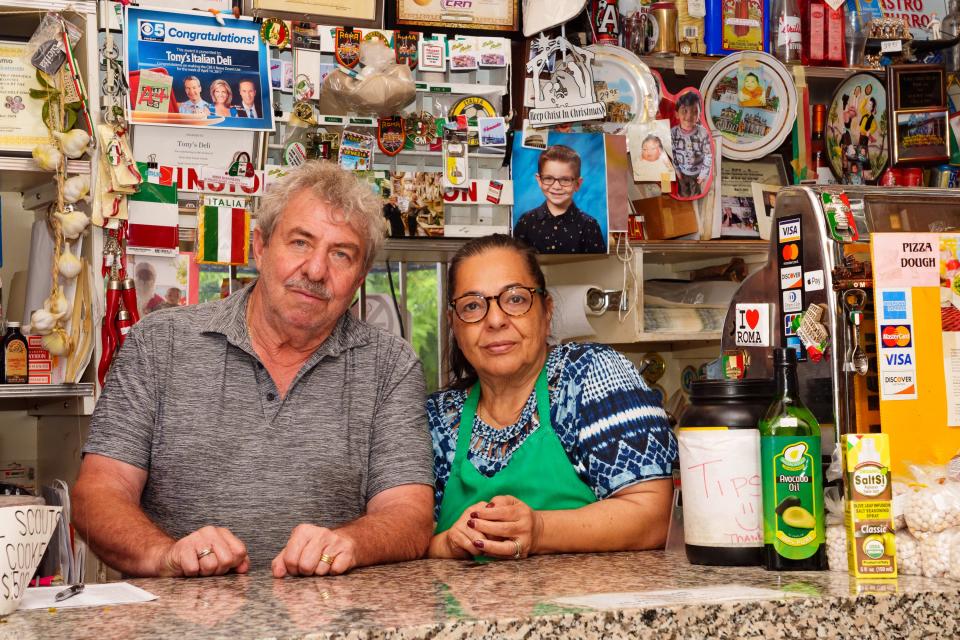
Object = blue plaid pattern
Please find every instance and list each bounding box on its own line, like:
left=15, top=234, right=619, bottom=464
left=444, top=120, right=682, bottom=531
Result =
left=426, top=343, right=678, bottom=520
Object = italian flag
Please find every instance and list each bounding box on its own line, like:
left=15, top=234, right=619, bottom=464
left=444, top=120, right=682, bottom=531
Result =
left=128, top=162, right=178, bottom=250
left=196, top=196, right=250, bottom=265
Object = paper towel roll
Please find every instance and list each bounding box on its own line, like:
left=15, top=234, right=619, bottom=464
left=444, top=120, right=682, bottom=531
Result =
left=548, top=285, right=600, bottom=341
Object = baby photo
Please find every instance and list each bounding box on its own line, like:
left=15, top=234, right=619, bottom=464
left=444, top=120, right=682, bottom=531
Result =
left=738, top=65, right=766, bottom=108
left=628, top=120, right=676, bottom=183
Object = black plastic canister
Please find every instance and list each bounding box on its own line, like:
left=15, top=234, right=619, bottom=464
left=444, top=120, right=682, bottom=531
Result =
left=677, top=379, right=776, bottom=566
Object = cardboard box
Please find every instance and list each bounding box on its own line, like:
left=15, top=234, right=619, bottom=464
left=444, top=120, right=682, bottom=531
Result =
left=632, top=196, right=699, bottom=240
left=28, top=373, right=52, bottom=385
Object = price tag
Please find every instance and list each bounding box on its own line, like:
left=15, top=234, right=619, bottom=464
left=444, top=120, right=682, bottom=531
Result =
left=688, top=0, right=707, bottom=18
left=881, top=40, right=903, bottom=53
left=673, top=55, right=686, bottom=76
left=825, top=0, right=845, bottom=9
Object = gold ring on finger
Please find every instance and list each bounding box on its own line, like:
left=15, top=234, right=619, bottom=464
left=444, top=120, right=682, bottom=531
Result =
left=512, top=539, right=522, bottom=560
left=197, top=547, right=214, bottom=559
left=319, top=553, right=335, bottom=565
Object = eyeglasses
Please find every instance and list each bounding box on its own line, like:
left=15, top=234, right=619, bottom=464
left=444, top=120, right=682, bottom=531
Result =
left=538, top=175, right=576, bottom=187
left=449, top=286, right=545, bottom=323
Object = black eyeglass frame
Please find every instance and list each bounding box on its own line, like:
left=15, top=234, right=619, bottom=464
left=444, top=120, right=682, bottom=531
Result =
left=537, top=174, right=577, bottom=187
left=448, top=286, right=546, bottom=323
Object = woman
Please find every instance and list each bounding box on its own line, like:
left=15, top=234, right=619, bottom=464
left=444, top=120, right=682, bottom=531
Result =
left=209, top=79, right=237, bottom=118
left=858, top=97, right=878, bottom=147
left=426, top=235, right=677, bottom=560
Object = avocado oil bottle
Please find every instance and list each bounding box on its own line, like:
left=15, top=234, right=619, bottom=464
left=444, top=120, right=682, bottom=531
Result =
left=759, top=348, right=826, bottom=570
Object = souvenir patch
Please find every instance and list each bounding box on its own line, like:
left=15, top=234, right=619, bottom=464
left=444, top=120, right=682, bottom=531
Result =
left=338, top=130, right=376, bottom=171
left=335, top=28, right=361, bottom=69
left=406, top=112, right=437, bottom=147
left=260, top=18, right=290, bottom=48
left=394, top=32, right=419, bottom=69
left=378, top=116, right=405, bottom=156
left=364, top=30, right=391, bottom=47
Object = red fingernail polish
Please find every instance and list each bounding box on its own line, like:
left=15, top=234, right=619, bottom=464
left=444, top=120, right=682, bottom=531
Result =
left=467, top=519, right=475, bottom=529
left=470, top=511, right=479, bottom=518
left=486, top=502, right=495, bottom=508
left=473, top=540, right=484, bottom=549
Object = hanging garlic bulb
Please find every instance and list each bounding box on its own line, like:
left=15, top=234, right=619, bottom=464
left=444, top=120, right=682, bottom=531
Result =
left=58, top=252, right=83, bottom=279
left=53, top=129, right=92, bottom=159
left=44, top=291, right=70, bottom=319
left=62, top=174, right=91, bottom=204
left=42, top=329, right=70, bottom=357
left=32, top=143, right=63, bottom=171
left=29, top=309, right=57, bottom=335
left=55, top=210, right=90, bottom=241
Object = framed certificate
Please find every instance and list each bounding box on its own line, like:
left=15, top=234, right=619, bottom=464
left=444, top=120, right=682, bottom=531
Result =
left=393, top=0, right=519, bottom=33
left=249, top=0, right=380, bottom=27
left=0, top=40, right=51, bottom=155
left=887, top=64, right=950, bottom=165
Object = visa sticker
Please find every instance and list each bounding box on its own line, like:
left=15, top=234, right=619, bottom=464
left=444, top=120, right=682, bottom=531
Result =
left=778, top=217, right=801, bottom=243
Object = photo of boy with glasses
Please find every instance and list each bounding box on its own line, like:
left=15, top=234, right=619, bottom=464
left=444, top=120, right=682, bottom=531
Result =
left=513, top=145, right=606, bottom=254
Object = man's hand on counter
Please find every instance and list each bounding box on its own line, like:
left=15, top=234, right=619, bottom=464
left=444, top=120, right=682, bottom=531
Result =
left=270, top=524, right=358, bottom=578
left=156, top=526, right=251, bottom=577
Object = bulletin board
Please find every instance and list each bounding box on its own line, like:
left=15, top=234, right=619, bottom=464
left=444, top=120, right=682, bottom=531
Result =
left=871, top=232, right=960, bottom=476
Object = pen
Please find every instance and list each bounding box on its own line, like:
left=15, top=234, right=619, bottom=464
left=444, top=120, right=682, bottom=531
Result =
left=54, top=584, right=84, bottom=603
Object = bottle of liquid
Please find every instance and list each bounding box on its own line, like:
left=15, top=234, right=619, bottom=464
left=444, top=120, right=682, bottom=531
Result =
left=800, top=0, right=845, bottom=66
left=759, top=348, right=827, bottom=570
left=771, top=0, right=802, bottom=63
left=810, top=104, right=835, bottom=184
left=3, top=322, right=29, bottom=385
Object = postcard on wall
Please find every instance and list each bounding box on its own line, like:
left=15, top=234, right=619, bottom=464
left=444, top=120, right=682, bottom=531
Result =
left=0, top=40, right=52, bottom=154
left=124, top=7, right=274, bottom=131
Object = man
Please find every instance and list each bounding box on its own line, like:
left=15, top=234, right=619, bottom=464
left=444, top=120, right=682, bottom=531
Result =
left=178, top=76, right=211, bottom=115
left=237, top=79, right=259, bottom=119
left=73, top=161, right=435, bottom=578
left=513, top=145, right=606, bottom=254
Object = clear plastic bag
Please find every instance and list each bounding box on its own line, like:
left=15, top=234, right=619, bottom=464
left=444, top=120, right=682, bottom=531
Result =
left=319, top=41, right=415, bottom=117
left=896, top=529, right=922, bottom=576
left=902, top=466, right=960, bottom=538
left=919, top=528, right=957, bottom=578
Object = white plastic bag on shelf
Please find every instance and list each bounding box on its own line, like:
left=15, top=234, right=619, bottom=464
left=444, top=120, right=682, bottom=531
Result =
left=902, top=464, right=960, bottom=538
left=896, top=529, right=922, bottom=576
left=892, top=480, right=909, bottom=531
left=319, top=41, right=415, bottom=117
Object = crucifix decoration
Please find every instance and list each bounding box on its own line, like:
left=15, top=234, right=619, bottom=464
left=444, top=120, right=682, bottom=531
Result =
left=526, top=33, right=606, bottom=127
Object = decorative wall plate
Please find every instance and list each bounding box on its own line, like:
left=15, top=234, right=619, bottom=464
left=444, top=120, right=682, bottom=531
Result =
left=586, top=44, right=660, bottom=133
left=699, top=52, right=797, bottom=160
left=825, top=72, right=889, bottom=183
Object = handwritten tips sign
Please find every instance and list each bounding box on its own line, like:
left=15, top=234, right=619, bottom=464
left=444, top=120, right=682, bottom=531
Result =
left=0, top=506, right=62, bottom=616
left=677, top=429, right=763, bottom=548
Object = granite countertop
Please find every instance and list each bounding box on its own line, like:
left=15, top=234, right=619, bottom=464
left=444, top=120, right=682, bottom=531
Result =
left=3, top=551, right=958, bottom=639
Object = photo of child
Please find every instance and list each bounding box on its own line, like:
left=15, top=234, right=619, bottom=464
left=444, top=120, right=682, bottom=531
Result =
left=628, top=120, right=676, bottom=183
left=738, top=71, right=766, bottom=108
left=511, top=133, right=609, bottom=254
left=672, top=91, right=714, bottom=199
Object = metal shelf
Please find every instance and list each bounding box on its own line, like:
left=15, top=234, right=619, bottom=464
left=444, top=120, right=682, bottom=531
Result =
left=380, top=238, right=769, bottom=264
left=0, top=383, right=94, bottom=400
left=0, top=157, right=91, bottom=193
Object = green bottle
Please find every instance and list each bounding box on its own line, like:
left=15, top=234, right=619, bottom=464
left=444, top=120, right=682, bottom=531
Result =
left=759, top=348, right=826, bottom=570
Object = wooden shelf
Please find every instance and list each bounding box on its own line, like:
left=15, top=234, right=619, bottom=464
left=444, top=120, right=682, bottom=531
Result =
left=640, top=55, right=862, bottom=80
left=0, top=383, right=94, bottom=400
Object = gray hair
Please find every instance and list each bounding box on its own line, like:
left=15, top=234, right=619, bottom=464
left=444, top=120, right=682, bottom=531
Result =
left=257, top=161, right=386, bottom=271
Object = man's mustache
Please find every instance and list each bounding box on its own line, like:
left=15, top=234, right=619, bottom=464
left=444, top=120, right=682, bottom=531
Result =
left=284, top=278, right=332, bottom=300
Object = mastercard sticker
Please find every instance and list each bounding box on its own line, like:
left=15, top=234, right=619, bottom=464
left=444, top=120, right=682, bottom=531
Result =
left=880, top=324, right=913, bottom=349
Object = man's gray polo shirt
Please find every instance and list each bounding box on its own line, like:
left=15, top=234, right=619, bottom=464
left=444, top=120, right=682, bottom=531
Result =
left=83, top=284, right=434, bottom=568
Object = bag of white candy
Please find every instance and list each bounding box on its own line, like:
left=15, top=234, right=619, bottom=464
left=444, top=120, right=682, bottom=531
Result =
left=902, top=464, right=960, bottom=539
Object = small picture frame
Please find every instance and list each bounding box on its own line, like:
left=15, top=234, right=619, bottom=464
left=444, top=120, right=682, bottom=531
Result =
left=892, top=109, right=950, bottom=164
left=887, top=64, right=950, bottom=165
left=391, top=0, right=519, bottom=33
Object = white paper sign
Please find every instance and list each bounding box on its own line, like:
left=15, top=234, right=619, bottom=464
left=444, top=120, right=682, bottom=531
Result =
left=0, top=506, right=62, bottom=616
left=553, top=585, right=797, bottom=610
left=734, top=303, right=771, bottom=347
left=677, top=429, right=762, bottom=547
